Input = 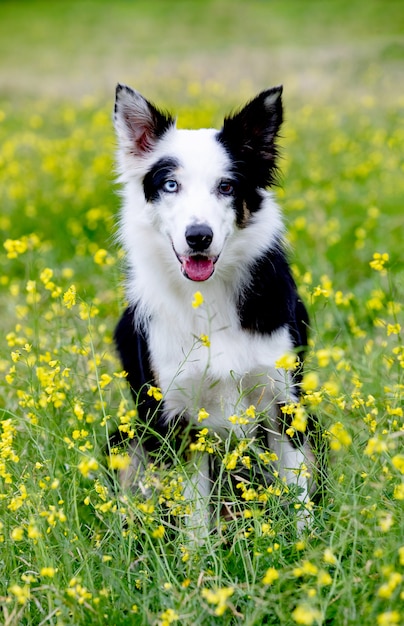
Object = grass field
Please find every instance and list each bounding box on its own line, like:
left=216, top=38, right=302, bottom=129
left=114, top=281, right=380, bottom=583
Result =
left=0, top=1, right=403, bottom=624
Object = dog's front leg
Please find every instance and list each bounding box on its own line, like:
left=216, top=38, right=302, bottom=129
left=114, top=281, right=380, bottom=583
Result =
left=272, top=435, right=316, bottom=532
left=182, top=451, right=212, bottom=544
left=118, top=438, right=151, bottom=497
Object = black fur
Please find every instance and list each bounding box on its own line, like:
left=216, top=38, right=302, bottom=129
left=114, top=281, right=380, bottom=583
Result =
left=143, top=157, right=180, bottom=203
left=215, top=88, right=283, bottom=227
left=217, top=87, right=283, bottom=192
left=238, top=243, right=309, bottom=364
left=114, top=306, right=166, bottom=453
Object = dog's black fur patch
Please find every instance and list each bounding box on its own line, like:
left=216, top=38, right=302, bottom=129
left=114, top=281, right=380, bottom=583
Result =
left=143, top=157, right=180, bottom=203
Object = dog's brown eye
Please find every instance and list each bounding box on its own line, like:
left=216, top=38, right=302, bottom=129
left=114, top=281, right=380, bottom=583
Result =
left=218, top=181, right=234, bottom=196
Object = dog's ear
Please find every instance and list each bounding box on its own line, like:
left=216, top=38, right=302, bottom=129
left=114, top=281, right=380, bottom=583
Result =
left=114, top=84, right=175, bottom=156
left=218, top=87, right=283, bottom=187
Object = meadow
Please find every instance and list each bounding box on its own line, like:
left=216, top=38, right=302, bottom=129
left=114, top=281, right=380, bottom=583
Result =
left=0, top=1, right=403, bottom=624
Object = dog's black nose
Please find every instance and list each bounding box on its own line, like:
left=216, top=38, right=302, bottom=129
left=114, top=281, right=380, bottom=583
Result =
left=185, top=224, right=213, bottom=252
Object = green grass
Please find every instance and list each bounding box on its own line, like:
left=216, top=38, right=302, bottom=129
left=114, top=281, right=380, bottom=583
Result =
left=1, top=1, right=403, bottom=625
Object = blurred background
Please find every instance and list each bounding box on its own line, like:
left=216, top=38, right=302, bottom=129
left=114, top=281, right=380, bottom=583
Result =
left=0, top=0, right=403, bottom=286
left=1, top=0, right=403, bottom=108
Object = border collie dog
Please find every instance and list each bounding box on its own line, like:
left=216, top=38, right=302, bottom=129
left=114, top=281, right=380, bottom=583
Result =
left=113, top=84, right=315, bottom=536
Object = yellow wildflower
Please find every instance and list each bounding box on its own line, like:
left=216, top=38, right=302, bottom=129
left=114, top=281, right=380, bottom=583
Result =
left=9, top=584, right=31, bottom=605
left=364, top=437, right=387, bottom=456
left=27, top=523, right=41, bottom=540
left=78, top=457, right=99, bottom=478
left=245, top=405, right=256, bottom=418
left=259, top=451, right=278, bottom=464
left=40, top=567, right=57, bottom=578
left=152, top=525, right=165, bottom=539
left=328, top=422, right=352, bottom=451
left=4, top=238, right=28, bottom=259
left=378, top=572, right=402, bottom=598
left=301, top=372, right=319, bottom=392
left=369, top=252, right=389, bottom=272
left=276, top=352, right=299, bottom=370
left=291, top=405, right=307, bottom=433
left=39, top=267, right=54, bottom=285
left=189, top=428, right=214, bottom=454
left=323, top=548, right=337, bottom=565
left=63, top=284, right=76, bottom=309
left=93, top=248, right=108, bottom=265
left=377, top=611, right=401, bottom=626
left=317, top=570, right=332, bottom=586
left=108, top=454, right=131, bottom=470
left=387, top=323, right=401, bottom=336
left=191, top=291, right=204, bottom=308
left=11, top=526, right=24, bottom=541
left=198, top=407, right=209, bottom=422
left=223, top=449, right=239, bottom=470
left=292, top=604, right=322, bottom=625
left=147, top=386, right=163, bottom=401
left=159, top=608, right=179, bottom=626
left=312, top=285, right=329, bottom=298
left=201, top=586, right=234, bottom=616
left=393, top=484, right=404, bottom=500
left=262, top=567, right=279, bottom=585
left=316, top=349, right=330, bottom=368
left=99, top=373, right=112, bottom=388
left=293, top=561, right=318, bottom=577
left=392, top=455, right=404, bottom=474
left=199, top=333, right=210, bottom=347
left=379, top=514, right=393, bottom=533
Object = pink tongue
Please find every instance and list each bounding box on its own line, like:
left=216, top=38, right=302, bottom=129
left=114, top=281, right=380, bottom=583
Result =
left=183, top=256, right=214, bottom=281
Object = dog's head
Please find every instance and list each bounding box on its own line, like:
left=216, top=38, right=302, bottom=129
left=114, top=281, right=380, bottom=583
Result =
left=114, top=84, right=283, bottom=282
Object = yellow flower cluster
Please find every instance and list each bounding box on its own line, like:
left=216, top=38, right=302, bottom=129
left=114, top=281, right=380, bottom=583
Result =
left=3, top=233, right=40, bottom=258
left=159, top=608, right=179, bottom=626
left=0, top=419, right=20, bottom=484
left=197, top=407, right=209, bottom=422
left=147, top=385, right=163, bottom=401
left=223, top=439, right=251, bottom=470
left=191, top=290, right=204, bottom=308
left=369, top=252, right=389, bottom=272
left=201, top=586, right=234, bottom=616
left=228, top=404, right=256, bottom=426
left=63, top=284, right=77, bottom=309
left=189, top=428, right=214, bottom=454
left=282, top=402, right=308, bottom=435
left=327, top=421, right=352, bottom=451
left=275, top=352, right=300, bottom=370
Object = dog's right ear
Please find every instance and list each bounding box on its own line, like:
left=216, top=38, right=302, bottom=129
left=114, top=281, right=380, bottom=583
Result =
left=114, top=84, right=175, bottom=156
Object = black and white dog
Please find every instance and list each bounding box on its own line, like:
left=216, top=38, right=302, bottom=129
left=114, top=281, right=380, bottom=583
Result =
left=113, top=84, right=315, bottom=535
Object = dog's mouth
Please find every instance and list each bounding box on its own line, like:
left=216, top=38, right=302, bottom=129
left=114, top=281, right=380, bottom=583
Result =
left=179, top=254, right=218, bottom=282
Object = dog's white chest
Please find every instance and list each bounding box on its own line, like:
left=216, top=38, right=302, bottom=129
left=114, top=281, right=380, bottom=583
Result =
left=148, top=302, right=294, bottom=431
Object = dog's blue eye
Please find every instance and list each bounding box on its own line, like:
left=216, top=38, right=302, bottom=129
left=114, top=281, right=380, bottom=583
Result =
left=162, top=180, right=178, bottom=193
left=218, top=181, right=234, bottom=196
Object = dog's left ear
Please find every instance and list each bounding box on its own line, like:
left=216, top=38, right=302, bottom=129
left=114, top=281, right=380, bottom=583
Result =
left=218, top=87, right=283, bottom=187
